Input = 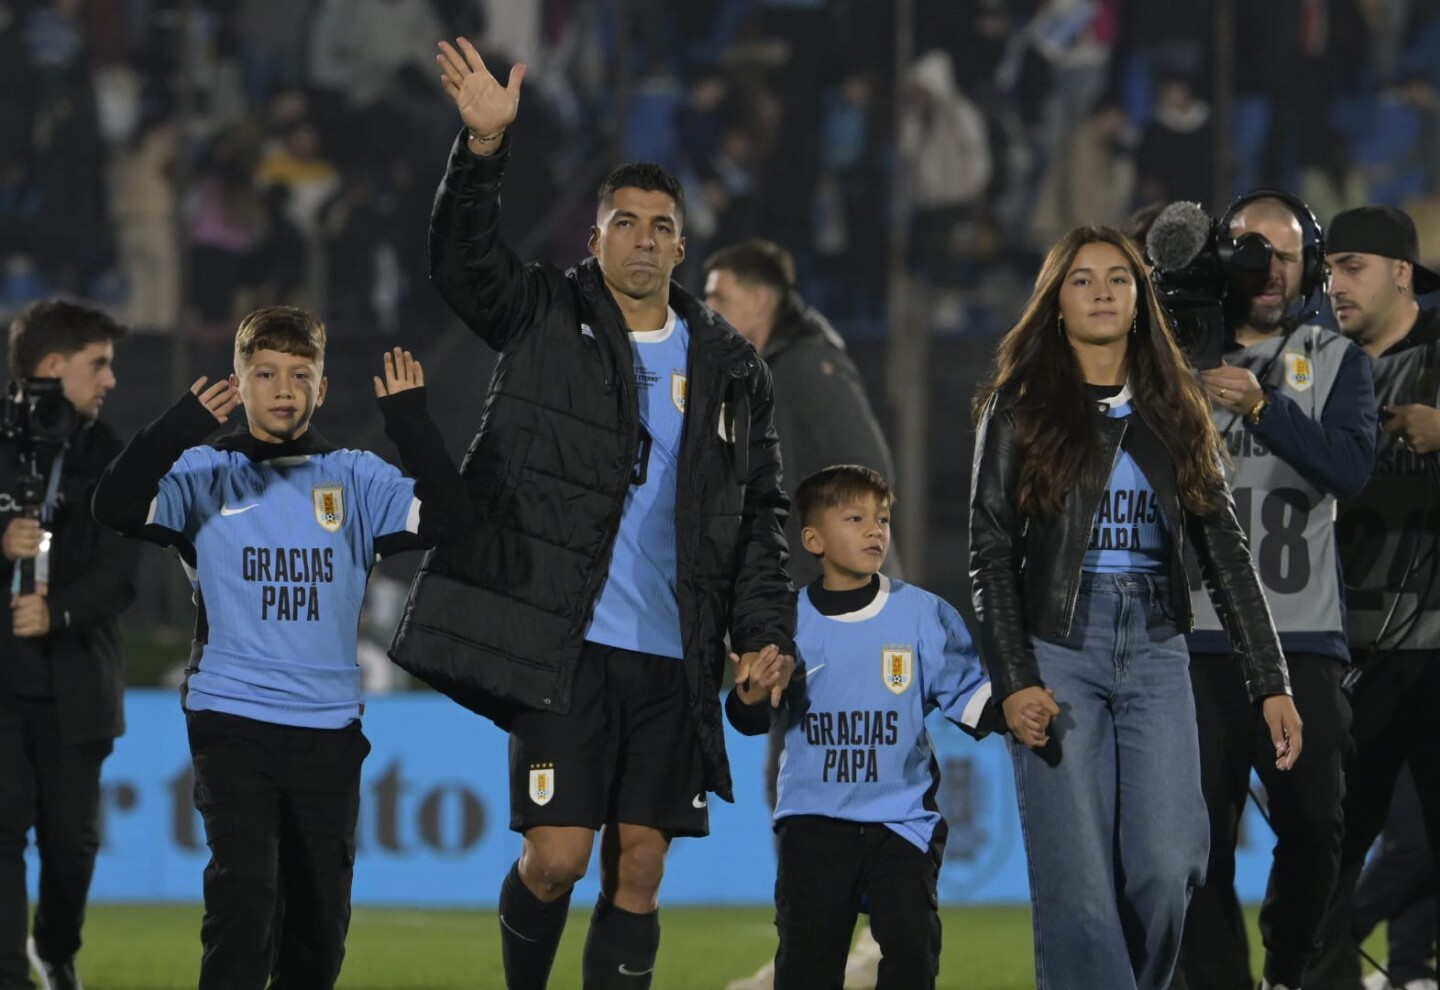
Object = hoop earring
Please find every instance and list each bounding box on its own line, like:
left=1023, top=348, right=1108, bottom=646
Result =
left=1057, top=313, right=1065, bottom=337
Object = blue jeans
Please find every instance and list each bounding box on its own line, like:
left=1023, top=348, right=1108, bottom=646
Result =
left=1011, top=572, right=1209, bottom=990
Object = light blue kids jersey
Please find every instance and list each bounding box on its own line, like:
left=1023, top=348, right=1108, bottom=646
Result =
left=772, top=576, right=993, bottom=853
left=149, top=441, right=418, bottom=728
left=586, top=307, right=690, bottom=659
left=1083, top=389, right=1169, bottom=574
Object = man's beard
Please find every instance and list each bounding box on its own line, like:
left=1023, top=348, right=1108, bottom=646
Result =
left=1247, top=296, right=1290, bottom=331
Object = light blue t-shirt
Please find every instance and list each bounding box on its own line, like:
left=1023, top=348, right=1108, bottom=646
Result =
left=1083, top=389, right=1169, bottom=574
left=149, top=442, right=419, bottom=728
left=774, top=576, right=993, bottom=853
left=585, top=308, right=689, bottom=659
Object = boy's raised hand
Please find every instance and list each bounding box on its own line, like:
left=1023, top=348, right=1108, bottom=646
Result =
left=1003, top=686, right=1060, bottom=749
left=436, top=37, right=526, bottom=139
left=190, top=377, right=241, bottom=424
left=374, top=348, right=424, bottom=398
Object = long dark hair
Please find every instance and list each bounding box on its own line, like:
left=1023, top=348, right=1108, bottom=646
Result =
left=973, top=225, right=1224, bottom=516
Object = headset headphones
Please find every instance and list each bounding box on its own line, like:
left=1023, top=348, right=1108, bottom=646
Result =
left=1219, top=187, right=1328, bottom=320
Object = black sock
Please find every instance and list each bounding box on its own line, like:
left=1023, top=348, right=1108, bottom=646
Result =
left=581, top=896, right=660, bottom=989
left=499, top=861, right=571, bottom=990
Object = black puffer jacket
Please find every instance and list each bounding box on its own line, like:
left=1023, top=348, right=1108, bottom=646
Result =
left=970, top=386, right=1290, bottom=703
left=389, top=132, right=795, bottom=801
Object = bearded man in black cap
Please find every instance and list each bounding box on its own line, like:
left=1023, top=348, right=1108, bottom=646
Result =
left=1307, top=205, right=1440, bottom=989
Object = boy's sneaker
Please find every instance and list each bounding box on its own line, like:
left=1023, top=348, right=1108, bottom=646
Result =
left=26, top=937, right=82, bottom=990
left=843, top=924, right=881, bottom=990
left=725, top=960, right=774, bottom=990
left=1362, top=974, right=1388, bottom=990
left=1258, top=982, right=1297, bottom=990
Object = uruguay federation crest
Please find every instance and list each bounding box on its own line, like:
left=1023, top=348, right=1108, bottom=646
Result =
left=1284, top=352, right=1314, bottom=393
left=671, top=371, right=688, bottom=413
left=882, top=645, right=914, bottom=695
left=313, top=483, right=344, bottom=532
left=529, top=764, right=555, bottom=806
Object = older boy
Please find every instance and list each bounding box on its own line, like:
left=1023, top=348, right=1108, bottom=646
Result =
left=92, top=306, right=470, bottom=989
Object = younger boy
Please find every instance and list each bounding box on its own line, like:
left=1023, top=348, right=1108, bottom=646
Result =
left=92, top=307, right=471, bottom=989
left=726, top=465, right=1048, bottom=990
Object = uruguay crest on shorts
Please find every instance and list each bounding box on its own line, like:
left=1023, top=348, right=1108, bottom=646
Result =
left=313, top=483, right=344, bottom=533
left=671, top=371, right=688, bottom=413
left=529, top=764, right=554, bottom=806
left=882, top=645, right=914, bottom=695
left=1284, top=352, right=1314, bottom=392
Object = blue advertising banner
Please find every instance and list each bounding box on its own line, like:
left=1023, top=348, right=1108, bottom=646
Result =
left=26, top=691, right=1278, bottom=907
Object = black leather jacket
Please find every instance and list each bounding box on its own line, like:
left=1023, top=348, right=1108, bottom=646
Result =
left=970, top=386, right=1290, bottom=704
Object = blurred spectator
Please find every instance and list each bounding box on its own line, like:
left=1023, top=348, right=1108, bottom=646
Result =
left=1136, top=75, right=1213, bottom=207
left=110, top=117, right=181, bottom=330
left=901, top=50, right=992, bottom=291
left=1299, top=128, right=1367, bottom=226
left=255, top=117, right=341, bottom=238
left=308, top=0, right=444, bottom=108
left=1030, top=100, right=1135, bottom=248
left=813, top=70, right=886, bottom=318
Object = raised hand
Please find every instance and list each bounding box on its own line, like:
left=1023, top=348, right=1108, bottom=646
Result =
left=1262, top=694, right=1304, bottom=770
left=374, top=347, right=425, bottom=398
left=436, top=38, right=526, bottom=144
left=190, top=377, right=242, bottom=424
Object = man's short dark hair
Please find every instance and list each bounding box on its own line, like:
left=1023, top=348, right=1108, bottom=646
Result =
left=597, top=163, right=687, bottom=228
left=703, top=239, right=796, bottom=294
left=234, top=306, right=327, bottom=372
left=8, top=300, right=126, bottom=379
left=1126, top=202, right=1166, bottom=257
left=796, top=464, right=896, bottom=528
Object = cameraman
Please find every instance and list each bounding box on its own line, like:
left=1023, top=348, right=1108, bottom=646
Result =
left=0, top=301, right=136, bottom=990
left=1174, top=194, right=1378, bottom=990
left=1306, top=205, right=1440, bottom=989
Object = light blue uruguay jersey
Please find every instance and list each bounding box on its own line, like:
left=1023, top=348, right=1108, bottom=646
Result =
left=149, top=443, right=418, bottom=728
left=586, top=307, right=689, bottom=659
left=1084, top=394, right=1169, bottom=574
left=774, top=575, right=993, bottom=852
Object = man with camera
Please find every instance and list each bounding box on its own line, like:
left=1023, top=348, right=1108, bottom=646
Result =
left=1171, top=193, right=1378, bottom=990
left=1304, top=205, right=1440, bottom=990
left=0, top=300, right=136, bottom=990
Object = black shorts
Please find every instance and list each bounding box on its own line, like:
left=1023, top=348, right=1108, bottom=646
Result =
left=508, top=641, right=709, bottom=837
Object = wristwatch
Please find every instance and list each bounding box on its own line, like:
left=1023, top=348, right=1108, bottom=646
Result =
left=1246, top=394, right=1270, bottom=425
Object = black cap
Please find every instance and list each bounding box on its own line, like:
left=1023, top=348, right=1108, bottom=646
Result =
left=1328, top=206, right=1440, bottom=295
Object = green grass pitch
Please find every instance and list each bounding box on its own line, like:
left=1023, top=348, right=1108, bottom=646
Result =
left=68, top=903, right=1386, bottom=989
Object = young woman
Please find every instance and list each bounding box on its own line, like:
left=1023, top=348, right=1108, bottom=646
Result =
left=969, top=226, right=1304, bottom=990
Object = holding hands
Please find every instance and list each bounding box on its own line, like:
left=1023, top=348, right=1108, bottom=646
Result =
left=731, top=644, right=797, bottom=708
left=1262, top=694, right=1304, bottom=770
left=1002, top=686, right=1061, bottom=749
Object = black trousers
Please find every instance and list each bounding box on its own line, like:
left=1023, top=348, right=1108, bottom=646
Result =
left=0, top=692, right=110, bottom=990
left=773, top=815, right=942, bottom=990
left=1305, top=650, right=1440, bottom=990
left=187, top=710, right=369, bottom=990
left=1173, top=653, right=1349, bottom=990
